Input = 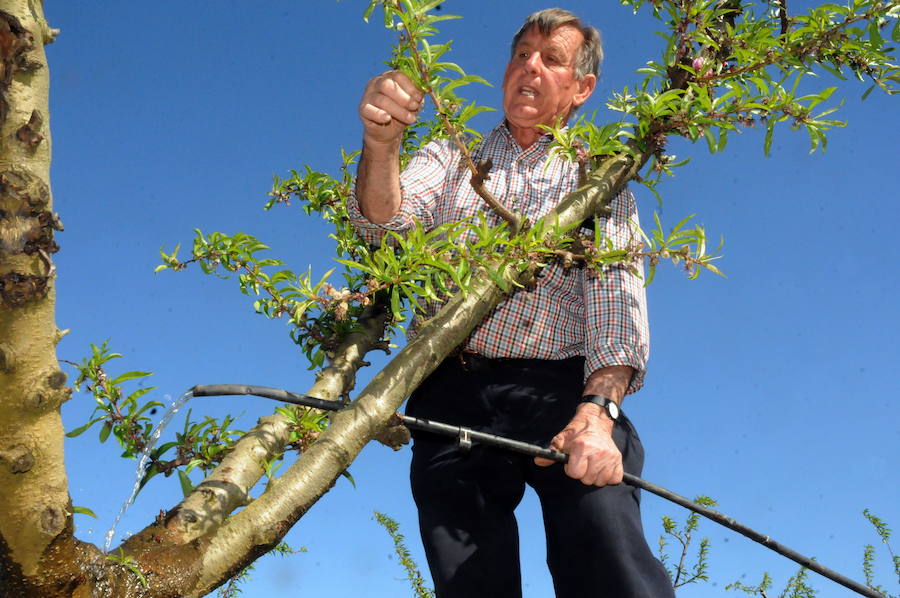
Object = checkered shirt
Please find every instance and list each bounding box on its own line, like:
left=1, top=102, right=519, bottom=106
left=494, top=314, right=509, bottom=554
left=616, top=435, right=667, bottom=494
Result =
left=348, top=123, right=650, bottom=393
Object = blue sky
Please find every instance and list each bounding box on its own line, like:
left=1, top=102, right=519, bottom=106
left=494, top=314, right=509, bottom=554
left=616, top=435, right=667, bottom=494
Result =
left=46, top=2, right=897, bottom=596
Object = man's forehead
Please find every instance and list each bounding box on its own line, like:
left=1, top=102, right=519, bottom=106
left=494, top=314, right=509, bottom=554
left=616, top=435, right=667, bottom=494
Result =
left=514, top=23, right=584, bottom=50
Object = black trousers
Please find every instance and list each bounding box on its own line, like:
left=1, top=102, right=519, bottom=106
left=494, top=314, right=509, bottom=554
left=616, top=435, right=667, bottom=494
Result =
left=406, top=354, right=675, bottom=598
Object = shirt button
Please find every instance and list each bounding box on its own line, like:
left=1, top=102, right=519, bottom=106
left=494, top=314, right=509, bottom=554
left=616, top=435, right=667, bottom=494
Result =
left=521, top=319, right=532, bottom=329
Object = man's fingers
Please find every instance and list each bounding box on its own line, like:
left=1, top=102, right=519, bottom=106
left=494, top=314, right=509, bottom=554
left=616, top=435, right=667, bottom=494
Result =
left=610, top=463, right=624, bottom=485
left=370, top=73, right=423, bottom=111
left=561, top=431, right=589, bottom=479
left=377, top=94, right=421, bottom=124
left=534, top=432, right=566, bottom=467
left=379, top=71, right=424, bottom=106
left=359, top=102, right=392, bottom=125
left=360, top=97, right=419, bottom=127
left=358, top=71, right=424, bottom=145
left=565, top=453, right=589, bottom=481
left=582, top=458, right=623, bottom=487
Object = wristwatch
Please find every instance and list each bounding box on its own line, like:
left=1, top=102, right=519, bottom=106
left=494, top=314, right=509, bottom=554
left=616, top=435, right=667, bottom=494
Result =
left=581, top=394, right=620, bottom=422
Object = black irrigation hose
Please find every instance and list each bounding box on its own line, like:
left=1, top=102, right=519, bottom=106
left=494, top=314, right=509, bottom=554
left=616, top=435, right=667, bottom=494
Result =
left=191, top=384, right=885, bottom=598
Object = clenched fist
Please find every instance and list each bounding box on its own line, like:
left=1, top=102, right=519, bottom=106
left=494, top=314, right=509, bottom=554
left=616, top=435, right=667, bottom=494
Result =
left=358, top=71, right=424, bottom=146
left=535, top=402, right=624, bottom=487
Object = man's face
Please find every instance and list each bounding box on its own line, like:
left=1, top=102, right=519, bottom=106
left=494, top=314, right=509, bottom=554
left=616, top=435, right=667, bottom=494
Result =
left=502, top=24, right=596, bottom=136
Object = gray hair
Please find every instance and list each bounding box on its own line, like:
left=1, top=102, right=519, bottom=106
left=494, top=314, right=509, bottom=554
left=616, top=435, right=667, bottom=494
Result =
left=510, top=8, right=603, bottom=80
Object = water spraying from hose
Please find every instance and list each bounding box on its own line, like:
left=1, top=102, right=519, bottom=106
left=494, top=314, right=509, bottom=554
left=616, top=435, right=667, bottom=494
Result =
left=103, top=390, right=195, bottom=553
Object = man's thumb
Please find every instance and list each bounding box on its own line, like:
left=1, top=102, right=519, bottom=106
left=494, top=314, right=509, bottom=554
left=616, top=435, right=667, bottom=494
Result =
left=534, top=434, right=565, bottom=467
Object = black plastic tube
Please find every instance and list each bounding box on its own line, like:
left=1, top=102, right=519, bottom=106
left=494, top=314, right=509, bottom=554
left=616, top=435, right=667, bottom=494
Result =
left=190, top=384, right=885, bottom=598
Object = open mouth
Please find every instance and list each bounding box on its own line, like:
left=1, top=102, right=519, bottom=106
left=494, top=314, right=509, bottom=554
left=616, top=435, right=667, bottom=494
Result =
left=520, top=86, right=538, bottom=97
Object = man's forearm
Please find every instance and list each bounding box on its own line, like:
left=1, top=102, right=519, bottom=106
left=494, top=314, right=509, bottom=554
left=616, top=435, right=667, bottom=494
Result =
left=583, top=365, right=634, bottom=405
left=356, top=139, right=403, bottom=224
left=573, top=365, right=634, bottom=434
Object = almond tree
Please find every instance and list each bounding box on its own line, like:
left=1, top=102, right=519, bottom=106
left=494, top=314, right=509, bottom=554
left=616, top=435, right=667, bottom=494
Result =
left=1, top=1, right=897, bottom=596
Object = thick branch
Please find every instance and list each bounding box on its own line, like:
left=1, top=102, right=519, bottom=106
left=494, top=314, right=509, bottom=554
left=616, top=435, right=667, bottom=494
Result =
left=188, top=149, right=648, bottom=596
left=131, top=302, right=390, bottom=546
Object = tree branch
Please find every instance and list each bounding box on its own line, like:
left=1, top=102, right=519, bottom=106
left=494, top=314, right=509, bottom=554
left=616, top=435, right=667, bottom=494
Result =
left=188, top=148, right=649, bottom=595
left=402, top=23, right=523, bottom=232
left=121, top=301, right=390, bottom=548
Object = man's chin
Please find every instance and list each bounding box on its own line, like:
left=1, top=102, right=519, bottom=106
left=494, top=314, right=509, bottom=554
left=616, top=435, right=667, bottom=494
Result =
left=505, top=110, right=545, bottom=130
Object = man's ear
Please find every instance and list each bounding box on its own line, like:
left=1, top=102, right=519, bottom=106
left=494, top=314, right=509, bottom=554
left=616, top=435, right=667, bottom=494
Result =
left=574, top=73, right=597, bottom=106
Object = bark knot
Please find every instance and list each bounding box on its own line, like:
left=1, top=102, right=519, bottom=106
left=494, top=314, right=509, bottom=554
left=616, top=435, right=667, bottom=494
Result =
left=40, top=504, right=65, bottom=535
left=0, top=168, right=59, bottom=257
left=46, top=368, right=67, bottom=389
left=0, top=443, right=34, bottom=473
left=0, top=11, right=40, bottom=126
left=0, top=342, right=14, bottom=372
left=15, top=109, right=43, bottom=148
left=0, top=270, right=48, bottom=306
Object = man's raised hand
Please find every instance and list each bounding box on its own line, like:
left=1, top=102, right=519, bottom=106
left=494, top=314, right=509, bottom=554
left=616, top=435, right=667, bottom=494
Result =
left=358, top=71, right=424, bottom=146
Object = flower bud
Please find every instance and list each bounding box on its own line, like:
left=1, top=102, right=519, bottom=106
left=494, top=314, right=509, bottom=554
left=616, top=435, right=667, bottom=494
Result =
left=692, top=56, right=706, bottom=72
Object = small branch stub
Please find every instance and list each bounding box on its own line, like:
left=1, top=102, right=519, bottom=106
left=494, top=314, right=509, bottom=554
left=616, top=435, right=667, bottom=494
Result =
left=373, top=412, right=411, bottom=450
left=470, top=158, right=523, bottom=232
left=0, top=167, right=58, bottom=307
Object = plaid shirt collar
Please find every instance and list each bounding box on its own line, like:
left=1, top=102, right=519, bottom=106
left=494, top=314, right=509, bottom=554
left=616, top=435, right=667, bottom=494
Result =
left=487, top=120, right=562, bottom=165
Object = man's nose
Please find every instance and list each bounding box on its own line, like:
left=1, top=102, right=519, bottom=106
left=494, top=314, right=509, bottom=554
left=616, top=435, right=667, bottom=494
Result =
left=523, top=52, right=541, bottom=73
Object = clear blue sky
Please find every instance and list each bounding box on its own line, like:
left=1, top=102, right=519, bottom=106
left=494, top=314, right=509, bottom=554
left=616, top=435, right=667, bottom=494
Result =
left=47, top=2, right=897, bottom=596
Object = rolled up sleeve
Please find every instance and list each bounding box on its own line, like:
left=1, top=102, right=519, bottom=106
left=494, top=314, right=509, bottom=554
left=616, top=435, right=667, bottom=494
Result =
left=582, top=188, right=650, bottom=394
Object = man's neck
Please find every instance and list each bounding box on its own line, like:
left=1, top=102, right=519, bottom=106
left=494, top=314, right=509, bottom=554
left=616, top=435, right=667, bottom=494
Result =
left=505, top=120, right=544, bottom=149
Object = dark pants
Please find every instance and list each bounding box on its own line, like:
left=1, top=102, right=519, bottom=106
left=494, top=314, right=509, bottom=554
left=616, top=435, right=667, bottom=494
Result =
left=407, top=354, right=674, bottom=598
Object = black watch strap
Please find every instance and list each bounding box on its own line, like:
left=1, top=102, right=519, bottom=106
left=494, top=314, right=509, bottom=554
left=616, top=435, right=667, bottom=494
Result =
left=581, top=394, right=620, bottom=421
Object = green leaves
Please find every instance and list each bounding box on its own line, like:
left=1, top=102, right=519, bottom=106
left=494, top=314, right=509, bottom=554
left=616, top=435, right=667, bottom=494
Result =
left=861, top=509, right=900, bottom=592
left=658, top=495, right=717, bottom=588
left=72, top=505, right=97, bottom=518
left=177, top=470, right=194, bottom=498
left=375, top=511, right=435, bottom=598
left=613, top=0, right=895, bottom=165
left=65, top=341, right=159, bottom=454
left=66, top=342, right=252, bottom=500
left=542, top=112, right=633, bottom=166
left=638, top=212, right=724, bottom=285
left=337, top=214, right=519, bottom=323
left=106, top=549, right=148, bottom=589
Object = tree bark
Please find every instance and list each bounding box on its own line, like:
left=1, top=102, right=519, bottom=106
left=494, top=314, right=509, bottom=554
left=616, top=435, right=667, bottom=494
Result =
left=0, top=0, right=74, bottom=588
left=160, top=302, right=392, bottom=543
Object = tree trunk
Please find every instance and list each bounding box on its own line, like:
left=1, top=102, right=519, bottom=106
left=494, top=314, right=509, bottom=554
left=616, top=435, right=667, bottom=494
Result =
left=0, top=0, right=77, bottom=591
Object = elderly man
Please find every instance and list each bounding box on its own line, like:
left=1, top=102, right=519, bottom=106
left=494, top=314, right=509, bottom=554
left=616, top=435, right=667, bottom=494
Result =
left=350, top=8, right=674, bottom=598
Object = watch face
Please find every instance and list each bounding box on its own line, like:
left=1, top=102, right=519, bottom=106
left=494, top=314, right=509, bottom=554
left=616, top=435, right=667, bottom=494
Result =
left=607, top=400, right=620, bottom=420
